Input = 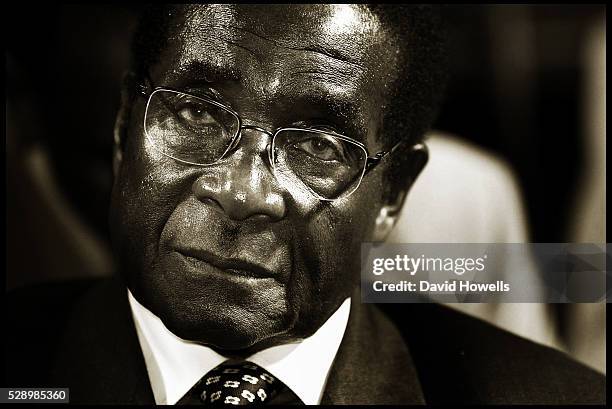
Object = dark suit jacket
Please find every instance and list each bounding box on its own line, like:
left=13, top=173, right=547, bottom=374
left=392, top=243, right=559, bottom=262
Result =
left=5, top=276, right=606, bottom=404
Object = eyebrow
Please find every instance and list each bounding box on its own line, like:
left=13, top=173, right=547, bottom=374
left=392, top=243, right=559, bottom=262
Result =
left=166, top=59, right=241, bottom=86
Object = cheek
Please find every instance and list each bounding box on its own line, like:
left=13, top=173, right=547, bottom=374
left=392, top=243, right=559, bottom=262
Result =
left=286, top=178, right=382, bottom=331
left=317, top=192, right=381, bottom=276
left=110, top=123, right=197, bottom=280
left=316, top=171, right=384, bottom=250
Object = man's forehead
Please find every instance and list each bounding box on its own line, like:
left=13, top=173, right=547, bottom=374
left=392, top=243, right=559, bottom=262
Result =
left=162, top=4, right=398, bottom=84
left=179, top=5, right=384, bottom=54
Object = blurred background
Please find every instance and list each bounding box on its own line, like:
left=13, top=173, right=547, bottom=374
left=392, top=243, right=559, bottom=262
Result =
left=6, top=5, right=606, bottom=373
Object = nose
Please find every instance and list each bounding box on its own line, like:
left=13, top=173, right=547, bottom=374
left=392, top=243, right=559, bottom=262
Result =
left=192, top=128, right=286, bottom=222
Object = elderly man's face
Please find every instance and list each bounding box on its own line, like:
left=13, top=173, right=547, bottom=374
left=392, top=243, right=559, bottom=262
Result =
left=111, top=4, right=405, bottom=351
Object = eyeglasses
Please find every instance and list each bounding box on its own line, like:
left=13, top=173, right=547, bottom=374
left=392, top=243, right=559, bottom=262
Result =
left=137, top=81, right=403, bottom=201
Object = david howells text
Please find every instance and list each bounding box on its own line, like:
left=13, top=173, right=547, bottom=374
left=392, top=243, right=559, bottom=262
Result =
left=372, top=280, right=510, bottom=293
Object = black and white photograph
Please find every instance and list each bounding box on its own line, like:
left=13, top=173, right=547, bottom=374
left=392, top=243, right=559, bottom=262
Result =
left=5, top=4, right=606, bottom=405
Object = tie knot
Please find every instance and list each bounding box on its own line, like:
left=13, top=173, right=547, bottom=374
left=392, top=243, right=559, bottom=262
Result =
left=177, top=360, right=298, bottom=405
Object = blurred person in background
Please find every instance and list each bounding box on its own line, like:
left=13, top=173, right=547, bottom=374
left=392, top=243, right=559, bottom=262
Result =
left=387, top=131, right=560, bottom=351
left=6, top=55, right=115, bottom=289
left=563, top=15, right=606, bottom=374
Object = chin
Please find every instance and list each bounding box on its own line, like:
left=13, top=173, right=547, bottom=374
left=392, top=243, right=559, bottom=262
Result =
left=132, top=254, right=298, bottom=349
left=154, top=298, right=295, bottom=351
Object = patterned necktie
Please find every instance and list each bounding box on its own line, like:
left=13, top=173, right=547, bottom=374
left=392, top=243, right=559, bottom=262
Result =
left=176, top=360, right=304, bottom=405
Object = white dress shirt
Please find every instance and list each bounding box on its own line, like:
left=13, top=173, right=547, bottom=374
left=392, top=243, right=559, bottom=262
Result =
left=128, top=290, right=351, bottom=405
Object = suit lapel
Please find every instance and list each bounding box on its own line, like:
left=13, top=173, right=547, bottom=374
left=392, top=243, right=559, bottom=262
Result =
left=51, top=276, right=155, bottom=404
left=321, top=290, right=426, bottom=404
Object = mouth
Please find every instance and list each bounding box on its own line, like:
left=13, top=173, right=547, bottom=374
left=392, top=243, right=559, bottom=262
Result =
left=174, top=248, right=277, bottom=279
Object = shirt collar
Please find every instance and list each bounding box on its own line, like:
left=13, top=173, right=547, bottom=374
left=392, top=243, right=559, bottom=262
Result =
left=128, top=289, right=350, bottom=405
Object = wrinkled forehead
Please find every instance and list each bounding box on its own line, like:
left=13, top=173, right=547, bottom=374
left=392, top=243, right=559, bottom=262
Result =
left=155, top=4, right=399, bottom=99
left=179, top=4, right=386, bottom=46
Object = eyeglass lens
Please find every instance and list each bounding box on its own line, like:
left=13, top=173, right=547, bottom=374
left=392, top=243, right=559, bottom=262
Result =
left=145, top=90, right=240, bottom=164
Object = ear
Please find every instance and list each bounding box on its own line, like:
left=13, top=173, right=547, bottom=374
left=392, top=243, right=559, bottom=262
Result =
left=372, top=143, right=428, bottom=242
left=112, top=73, right=135, bottom=177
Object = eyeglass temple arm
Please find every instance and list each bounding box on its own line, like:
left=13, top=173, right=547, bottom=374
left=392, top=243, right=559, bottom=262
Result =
left=137, top=84, right=149, bottom=98
left=364, top=140, right=405, bottom=174
left=136, top=72, right=156, bottom=98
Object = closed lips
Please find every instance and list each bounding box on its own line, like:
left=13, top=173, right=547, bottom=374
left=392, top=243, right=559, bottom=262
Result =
left=175, top=248, right=276, bottom=279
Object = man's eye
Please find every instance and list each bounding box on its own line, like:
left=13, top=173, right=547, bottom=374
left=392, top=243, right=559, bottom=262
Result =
left=175, top=100, right=216, bottom=126
left=293, top=136, right=346, bottom=162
